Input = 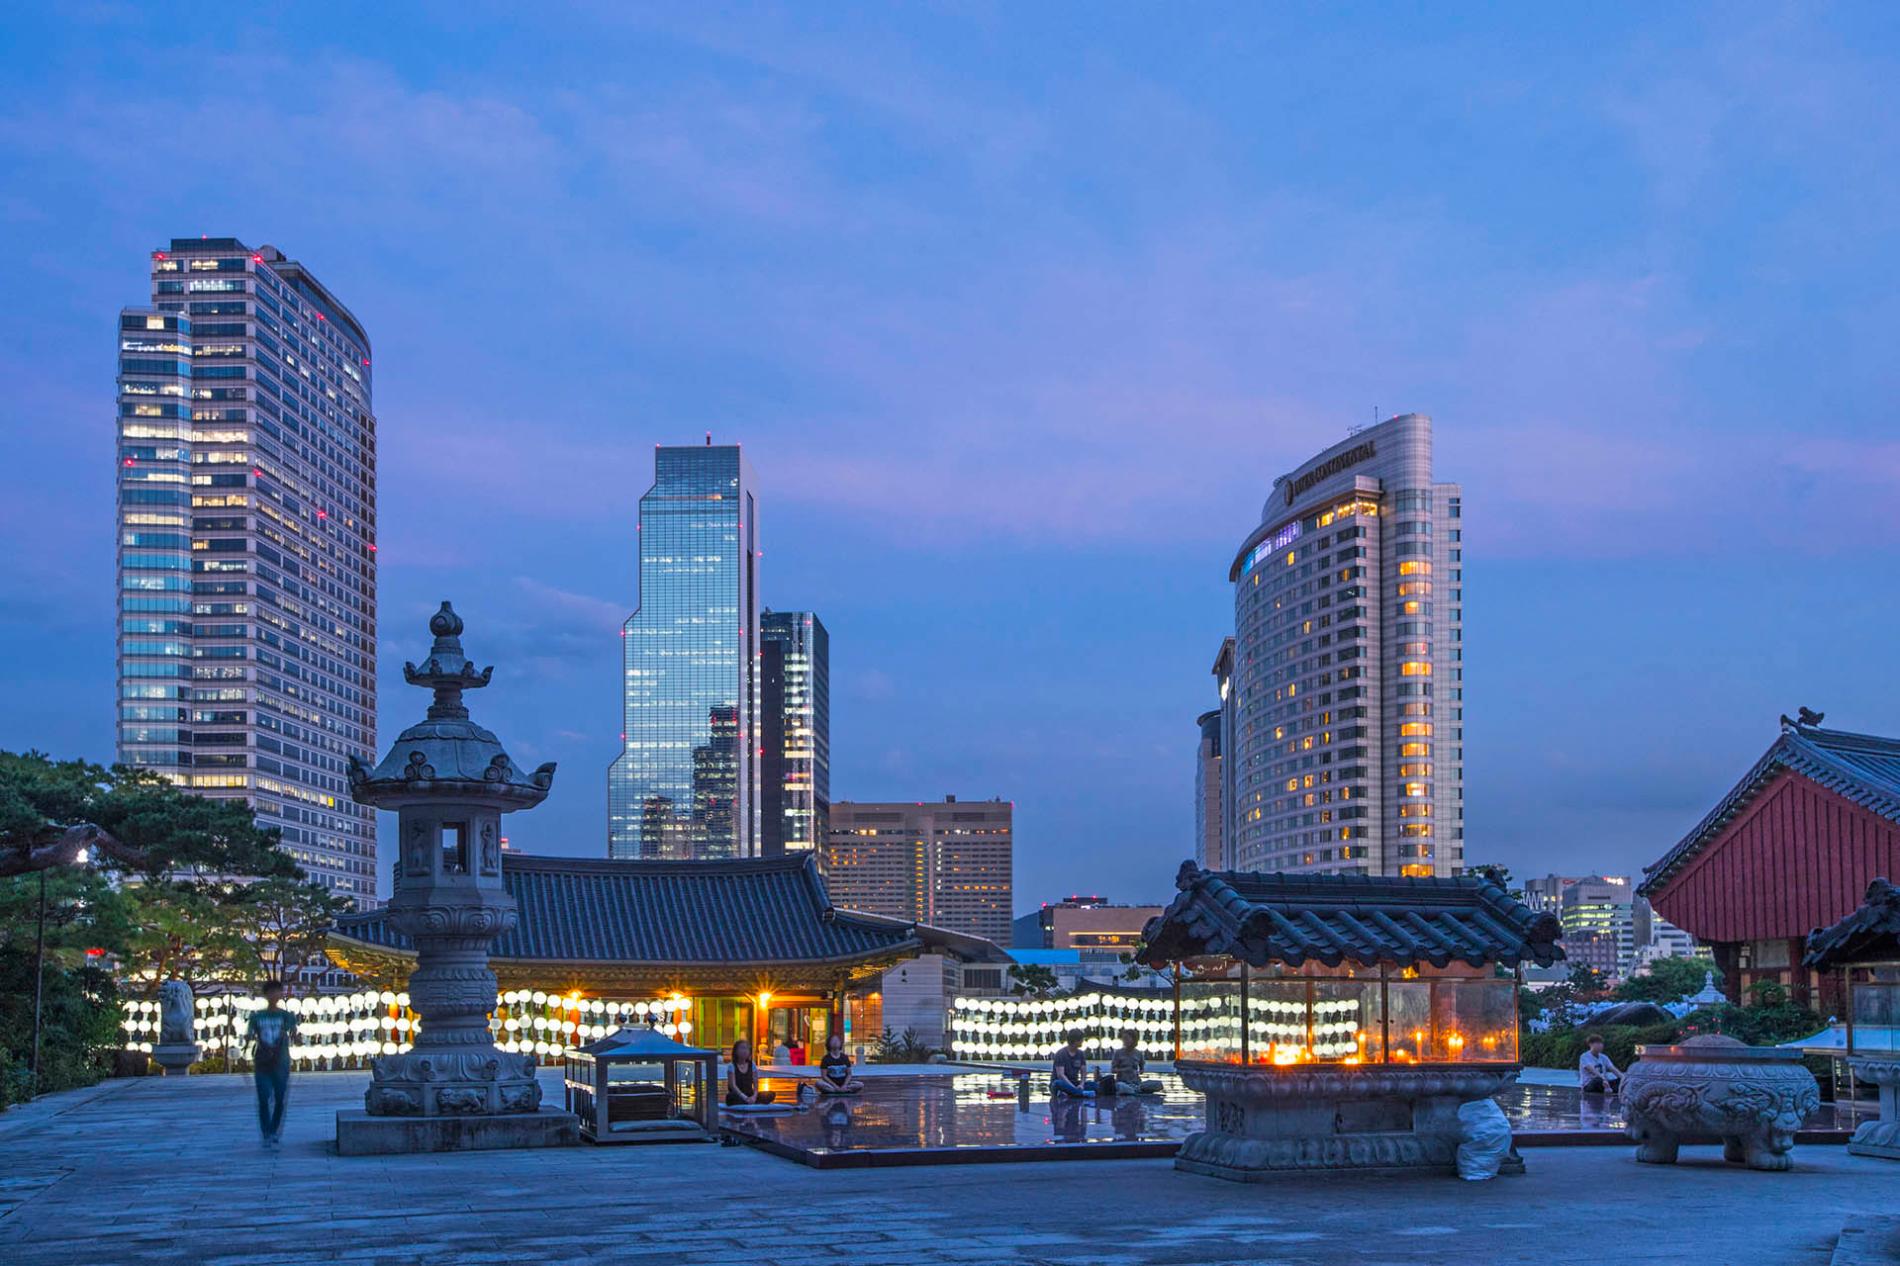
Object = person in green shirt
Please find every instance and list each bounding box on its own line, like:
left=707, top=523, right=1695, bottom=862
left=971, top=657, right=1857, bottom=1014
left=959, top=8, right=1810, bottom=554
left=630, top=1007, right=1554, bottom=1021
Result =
left=245, top=980, right=298, bottom=1146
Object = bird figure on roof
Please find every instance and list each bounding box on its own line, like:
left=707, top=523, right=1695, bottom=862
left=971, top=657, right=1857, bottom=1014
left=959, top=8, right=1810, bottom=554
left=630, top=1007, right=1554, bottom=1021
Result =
left=1781, top=706, right=1826, bottom=730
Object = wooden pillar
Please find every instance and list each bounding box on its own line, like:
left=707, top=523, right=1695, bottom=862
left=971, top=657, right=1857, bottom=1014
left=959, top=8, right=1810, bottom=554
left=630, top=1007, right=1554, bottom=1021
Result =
left=1239, top=962, right=1251, bottom=1065
left=1171, top=964, right=1182, bottom=1062
left=1379, top=963, right=1391, bottom=1063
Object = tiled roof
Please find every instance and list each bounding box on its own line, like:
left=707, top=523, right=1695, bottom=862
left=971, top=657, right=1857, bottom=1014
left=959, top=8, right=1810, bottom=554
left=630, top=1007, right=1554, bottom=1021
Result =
left=1135, top=861, right=1564, bottom=971
left=1640, top=725, right=1900, bottom=897
left=333, top=853, right=927, bottom=966
left=1803, top=878, right=1900, bottom=969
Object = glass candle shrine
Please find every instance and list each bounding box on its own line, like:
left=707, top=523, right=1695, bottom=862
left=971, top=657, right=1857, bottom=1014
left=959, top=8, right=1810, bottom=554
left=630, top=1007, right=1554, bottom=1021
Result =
left=1174, top=960, right=1520, bottom=1067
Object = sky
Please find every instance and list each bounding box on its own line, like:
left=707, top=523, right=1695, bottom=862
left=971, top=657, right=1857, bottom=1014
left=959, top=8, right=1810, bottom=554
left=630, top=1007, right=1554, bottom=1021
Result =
left=3, top=4, right=1899, bottom=912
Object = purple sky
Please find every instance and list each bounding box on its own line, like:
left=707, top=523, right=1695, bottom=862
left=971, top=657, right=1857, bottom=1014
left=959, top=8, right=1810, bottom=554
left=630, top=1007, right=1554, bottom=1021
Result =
left=4, top=6, right=1899, bottom=910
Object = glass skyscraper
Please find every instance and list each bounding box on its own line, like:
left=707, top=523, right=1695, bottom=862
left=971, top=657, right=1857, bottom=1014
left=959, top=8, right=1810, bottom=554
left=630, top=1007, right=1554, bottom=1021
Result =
left=761, top=609, right=830, bottom=856
left=1224, top=413, right=1463, bottom=878
left=608, top=444, right=760, bottom=859
left=115, top=237, right=378, bottom=905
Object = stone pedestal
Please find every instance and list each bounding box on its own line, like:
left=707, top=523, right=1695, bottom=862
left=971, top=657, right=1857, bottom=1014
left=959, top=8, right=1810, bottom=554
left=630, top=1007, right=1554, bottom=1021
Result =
left=1846, top=1057, right=1900, bottom=1160
left=150, top=1042, right=199, bottom=1076
left=1172, top=1061, right=1519, bottom=1179
left=336, top=1108, right=578, bottom=1156
left=1623, top=1034, right=1820, bottom=1171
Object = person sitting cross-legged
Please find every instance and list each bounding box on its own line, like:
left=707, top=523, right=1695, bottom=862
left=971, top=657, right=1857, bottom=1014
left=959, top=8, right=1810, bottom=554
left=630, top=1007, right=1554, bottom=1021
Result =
left=815, top=1033, right=863, bottom=1093
left=725, top=1039, right=778, bottom=1107
left=1051, top=1028, right=1094, bottom=1097
left=1107, top=1028, right=1164, bottom=1095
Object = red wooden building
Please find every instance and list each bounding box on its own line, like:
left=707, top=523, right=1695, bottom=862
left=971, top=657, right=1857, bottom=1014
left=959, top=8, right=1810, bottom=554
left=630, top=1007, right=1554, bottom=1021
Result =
left=1639, top=719, right=1900, bottom=1011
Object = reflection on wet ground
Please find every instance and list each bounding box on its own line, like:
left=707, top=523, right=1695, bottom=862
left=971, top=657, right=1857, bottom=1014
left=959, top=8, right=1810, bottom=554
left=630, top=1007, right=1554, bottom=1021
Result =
left=719, top=1070, right=1864, bottom=1166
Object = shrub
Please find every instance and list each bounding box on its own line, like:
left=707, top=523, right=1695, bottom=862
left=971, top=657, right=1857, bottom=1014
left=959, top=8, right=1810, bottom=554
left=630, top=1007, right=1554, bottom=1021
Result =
left=868, top=1028, right=937, bottom=1064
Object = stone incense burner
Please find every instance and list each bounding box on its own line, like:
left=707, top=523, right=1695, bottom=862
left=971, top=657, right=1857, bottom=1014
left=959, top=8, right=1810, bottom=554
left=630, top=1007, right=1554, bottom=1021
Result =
left=1622, top=1034, right=1819, bottom=1171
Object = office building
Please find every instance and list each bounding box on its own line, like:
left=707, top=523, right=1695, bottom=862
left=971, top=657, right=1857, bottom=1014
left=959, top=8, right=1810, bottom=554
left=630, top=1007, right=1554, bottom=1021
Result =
left=1560, top=876, right=1636, bottom=977
left=1011, top=896, right=1163, bottom=963
left=1521, top=874, right=1579, bottom=915
left=1225, top=412, right=1464, bottom=877
left=825, top=797, right=1013, bottom=944
left=608, top=444, right=760, bottom=859
left=1195, top=710, right=1225, bottom=870
left=115, top=237, right=377, bottom=905
left=760, top=610, right=830, bottom=856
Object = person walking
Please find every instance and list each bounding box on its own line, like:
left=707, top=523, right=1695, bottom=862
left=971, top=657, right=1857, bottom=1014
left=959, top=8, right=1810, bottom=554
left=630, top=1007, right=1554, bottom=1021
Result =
left=246, top=980, right=298, bottom=1146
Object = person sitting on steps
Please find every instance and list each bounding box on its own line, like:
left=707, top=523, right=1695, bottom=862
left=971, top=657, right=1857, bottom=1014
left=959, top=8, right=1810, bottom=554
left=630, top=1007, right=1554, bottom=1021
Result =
left=1578, top=1033, right=1622, bottom=1095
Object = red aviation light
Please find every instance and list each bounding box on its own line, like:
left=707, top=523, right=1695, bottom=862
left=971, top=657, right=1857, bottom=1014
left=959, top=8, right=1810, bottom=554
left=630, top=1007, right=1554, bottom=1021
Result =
left=152, top=251, right=167, bottom=261
left=317, top=509, right=328, bottom=520
left=251, top=253, right=264, bottom=264
left=252, top=467, right=264, bottom=478
left=123, top=457, right=136, bottom=467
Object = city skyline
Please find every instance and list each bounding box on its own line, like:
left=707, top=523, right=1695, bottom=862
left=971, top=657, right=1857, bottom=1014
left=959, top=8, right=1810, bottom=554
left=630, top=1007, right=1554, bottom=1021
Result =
left=5, top=9, right=1900, bottom=912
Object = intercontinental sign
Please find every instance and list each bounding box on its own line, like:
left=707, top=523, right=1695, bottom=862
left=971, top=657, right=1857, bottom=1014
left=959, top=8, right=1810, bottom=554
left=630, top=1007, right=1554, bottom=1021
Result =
left=1285, top=439, right=1376, bottom=506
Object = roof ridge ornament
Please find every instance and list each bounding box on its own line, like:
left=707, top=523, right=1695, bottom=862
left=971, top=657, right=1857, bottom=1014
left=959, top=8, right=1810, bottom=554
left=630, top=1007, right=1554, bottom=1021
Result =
left=1779, top=705, right=1826, bottom=732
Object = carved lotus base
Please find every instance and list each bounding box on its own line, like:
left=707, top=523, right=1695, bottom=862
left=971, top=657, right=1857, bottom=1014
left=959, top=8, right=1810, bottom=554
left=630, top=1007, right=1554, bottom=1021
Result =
left=1847, top=1057, right=1900, bottom=1160
left=1172, top=1060, right=1519, bottom=1179
left=1622, top=1035, right=1820, bottom=1172
left=364, top=1046, right=543, bottom=1117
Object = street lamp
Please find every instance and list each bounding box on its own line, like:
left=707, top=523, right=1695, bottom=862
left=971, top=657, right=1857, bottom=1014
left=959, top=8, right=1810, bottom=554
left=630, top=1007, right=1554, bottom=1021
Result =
left=31, top=847, right=89, bottom=1093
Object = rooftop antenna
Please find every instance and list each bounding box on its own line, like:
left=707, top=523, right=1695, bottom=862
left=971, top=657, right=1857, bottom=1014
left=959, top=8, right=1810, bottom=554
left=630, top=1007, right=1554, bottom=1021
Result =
left=705, top=431, right=712, bottom=446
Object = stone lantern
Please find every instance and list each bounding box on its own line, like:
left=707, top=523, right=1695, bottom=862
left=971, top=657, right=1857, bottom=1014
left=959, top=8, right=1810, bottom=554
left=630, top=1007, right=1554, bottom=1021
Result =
left=335, top=602, right=577, bottom=1154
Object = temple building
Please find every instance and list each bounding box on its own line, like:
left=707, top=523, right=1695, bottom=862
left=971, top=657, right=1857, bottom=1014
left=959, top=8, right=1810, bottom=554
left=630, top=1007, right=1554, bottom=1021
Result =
left=1639, top=716, right=1900, bottom=1010
left=328, top=851, right=1007, bottom=1058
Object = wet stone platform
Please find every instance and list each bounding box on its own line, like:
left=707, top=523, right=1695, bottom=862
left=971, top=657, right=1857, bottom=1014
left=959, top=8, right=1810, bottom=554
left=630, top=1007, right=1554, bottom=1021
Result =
left=721, top=1069, right=1865, bottom=1166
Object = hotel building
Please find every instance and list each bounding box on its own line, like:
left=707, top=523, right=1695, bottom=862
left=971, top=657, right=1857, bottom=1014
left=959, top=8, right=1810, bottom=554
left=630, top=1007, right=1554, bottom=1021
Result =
left=760, top=610, right=830, bottom=856
left=1225, top=412, right=1464, bottom=877
left=115, top=237, right=378, bottom=905
left=608, top=444, right=760, bottom=859
left=824, top=797, right=1013, bottom=944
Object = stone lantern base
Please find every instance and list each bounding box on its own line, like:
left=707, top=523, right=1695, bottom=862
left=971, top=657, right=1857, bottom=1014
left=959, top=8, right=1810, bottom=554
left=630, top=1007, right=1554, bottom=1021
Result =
left=334, top=1047, right=578, bottom=1155
left=1846, top=1057, right=1900, bottom=1161
left=150, top=1042, right=199, bottom=1076
left=336, top=1107, right=578, bottom=1156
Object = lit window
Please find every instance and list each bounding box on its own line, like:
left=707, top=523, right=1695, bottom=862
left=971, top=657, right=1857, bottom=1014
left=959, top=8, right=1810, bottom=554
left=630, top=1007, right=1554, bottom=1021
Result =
left=1398, top=560, right=1430, bottom=576
left=1400, top=661, right=1432, bottom=677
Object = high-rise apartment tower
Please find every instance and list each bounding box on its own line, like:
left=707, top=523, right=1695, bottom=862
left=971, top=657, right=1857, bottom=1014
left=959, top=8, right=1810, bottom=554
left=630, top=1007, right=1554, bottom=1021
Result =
left=760, top=610, right=830, bottom=856
left=1225, top=412, right=1463, bottom=877
left=608, top=444, right=760, bottom=859
left=115, top=237, right=378, bottom=904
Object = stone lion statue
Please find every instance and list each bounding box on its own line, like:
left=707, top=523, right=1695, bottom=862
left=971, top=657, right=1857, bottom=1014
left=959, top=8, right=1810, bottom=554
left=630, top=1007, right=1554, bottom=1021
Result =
left=158, top=978, right=194, bottom=1046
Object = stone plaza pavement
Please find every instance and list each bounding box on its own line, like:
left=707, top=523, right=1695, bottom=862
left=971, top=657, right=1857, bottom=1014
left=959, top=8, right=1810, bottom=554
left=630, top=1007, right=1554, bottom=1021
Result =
left=3, top=1071, right=1896, bottom=1266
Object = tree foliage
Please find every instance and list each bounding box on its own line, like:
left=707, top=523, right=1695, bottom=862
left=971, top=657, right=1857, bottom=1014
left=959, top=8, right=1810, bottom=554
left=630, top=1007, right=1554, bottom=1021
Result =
left=1616, top=955, right=1719, bottom=1004
left=1008, top=963, right=1060, bottom=998
left=0, top=751, right=341, bottom=1105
